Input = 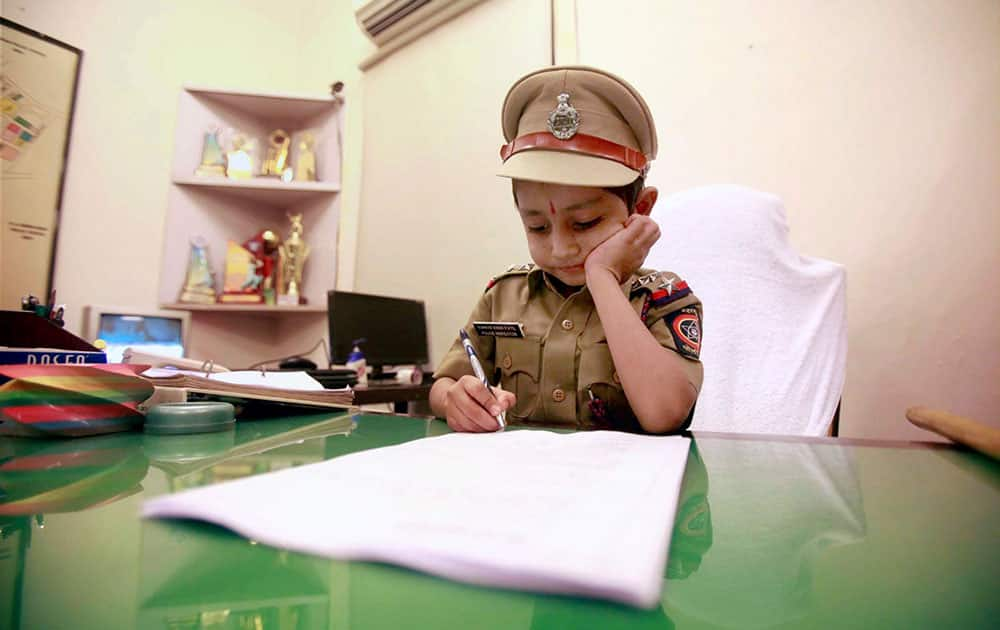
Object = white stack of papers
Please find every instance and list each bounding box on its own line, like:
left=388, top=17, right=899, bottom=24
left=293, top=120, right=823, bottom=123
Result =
left=142, top=368, right=325, bottom=391
left=144, top=429, right=690, bottom=608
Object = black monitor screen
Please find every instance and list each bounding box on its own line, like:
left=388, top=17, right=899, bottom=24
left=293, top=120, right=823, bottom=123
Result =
left=327, top=291, right=429, bottom=367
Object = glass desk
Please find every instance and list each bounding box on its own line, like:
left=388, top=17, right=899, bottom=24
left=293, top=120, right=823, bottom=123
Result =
left=1, top=412, right=997, bottom=629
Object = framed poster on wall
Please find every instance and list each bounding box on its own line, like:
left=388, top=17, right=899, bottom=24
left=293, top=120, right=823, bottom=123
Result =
left=0, top=18, right=81, bottom=309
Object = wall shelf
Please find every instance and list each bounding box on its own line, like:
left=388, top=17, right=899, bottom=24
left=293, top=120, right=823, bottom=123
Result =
left=162, top=302, right=327, bottom=314
left=172, top=176, right=340, bottom=204
left=183, top=85, right=340, bottom=121
left=160, top=85, right=342, bottom=367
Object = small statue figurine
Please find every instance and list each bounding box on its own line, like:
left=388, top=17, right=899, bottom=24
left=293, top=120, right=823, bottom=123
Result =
left=194, top=128, right=226, bottom=177
left=241, top=228, right=281, bottom=305
left=225, top=133, right=254, bottom=179
left=277, top=213, right=310, bottom=305
left=294, top=132, right=317, bottom=181
left=261, top=129, right=291, bottom=178
left=259, top=229, right=281, bottom=304
left=178, top=237, right=217, bottom=304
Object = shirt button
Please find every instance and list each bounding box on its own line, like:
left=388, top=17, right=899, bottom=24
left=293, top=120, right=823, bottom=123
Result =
left=552, top=388, right=566, bottom=402
left=501, top=354, right=512, bottom=370
left=561, top=319, right=574, bottom=331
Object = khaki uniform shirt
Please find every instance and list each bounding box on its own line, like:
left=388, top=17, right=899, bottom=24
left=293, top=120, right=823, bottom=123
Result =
left=434, top=264, right=703, bottom=432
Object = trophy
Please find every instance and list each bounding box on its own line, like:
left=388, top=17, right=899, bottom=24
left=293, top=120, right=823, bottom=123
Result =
left=194, top=128, right=226, bottom=177
left=261, top=129, right=291, bottom=179
left=243, top=229, right=281, bottom=305
left=178, top=237, right=217, bottom=304
left=225, top=133, right=254, bottom=179
left=277, top=213, right=310, bottom=306
left=293, top=132, right=317, bottom=181
left=220, top=241, right=264, bottom=304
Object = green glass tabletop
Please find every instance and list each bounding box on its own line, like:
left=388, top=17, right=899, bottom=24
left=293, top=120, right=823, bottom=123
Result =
left=0, top=413, right=997, bottom=629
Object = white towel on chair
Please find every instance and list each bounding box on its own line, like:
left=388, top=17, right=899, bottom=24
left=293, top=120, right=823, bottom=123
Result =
left=646, top=185, right=847, bottom=436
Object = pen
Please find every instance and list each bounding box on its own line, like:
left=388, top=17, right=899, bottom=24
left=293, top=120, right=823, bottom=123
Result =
left=458, top=329, right=506, bottom=430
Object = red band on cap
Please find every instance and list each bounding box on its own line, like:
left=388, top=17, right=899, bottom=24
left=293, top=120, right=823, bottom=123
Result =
left=500, top=132, right=649, bottom=175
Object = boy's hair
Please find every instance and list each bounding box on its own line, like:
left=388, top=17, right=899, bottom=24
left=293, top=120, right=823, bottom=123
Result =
left=512, top=176, right=646, bottom=213
left=606, top=177, right=645, bottom=213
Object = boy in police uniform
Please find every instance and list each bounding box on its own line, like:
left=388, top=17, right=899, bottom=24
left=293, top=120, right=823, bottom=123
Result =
left=430, top=66, right=703, bottom=434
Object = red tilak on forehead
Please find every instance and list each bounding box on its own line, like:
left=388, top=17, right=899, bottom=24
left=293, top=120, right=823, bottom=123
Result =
left=549, top=201, right=556, bottom=215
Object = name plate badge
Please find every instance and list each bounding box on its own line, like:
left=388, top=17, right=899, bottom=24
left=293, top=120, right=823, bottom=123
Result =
left=472, top=321, right=525, bottom=338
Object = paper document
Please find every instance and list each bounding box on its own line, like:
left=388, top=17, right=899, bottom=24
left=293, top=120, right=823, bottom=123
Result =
left=144, top=430, right=690, bottom=608
left=142, top=368, right=324, bottom=391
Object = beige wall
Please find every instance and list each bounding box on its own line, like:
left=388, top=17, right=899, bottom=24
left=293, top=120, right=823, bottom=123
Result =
left=353, top=0, right=549, bottom=365
left=4, top=0, right=367, bottom=368
left=571, top=0, right=1000, bottom=440
left=6, top=1, right=997, bottom=440
left=351, top=0, right=999, bottom=440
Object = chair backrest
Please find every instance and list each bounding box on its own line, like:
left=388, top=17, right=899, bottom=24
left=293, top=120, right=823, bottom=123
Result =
left=645, top=185, right=847, bottom=436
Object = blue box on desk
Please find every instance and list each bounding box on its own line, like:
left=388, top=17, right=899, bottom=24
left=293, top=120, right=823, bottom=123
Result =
left=0, top=348, right=107, bottom=365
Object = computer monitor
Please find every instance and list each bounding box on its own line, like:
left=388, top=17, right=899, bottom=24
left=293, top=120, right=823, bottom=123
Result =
left=82, top=306, right=190, bottom=363
left=327, top=291, right=429, bottom=376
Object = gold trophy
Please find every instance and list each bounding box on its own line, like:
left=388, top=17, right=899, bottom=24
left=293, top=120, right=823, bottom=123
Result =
left=277, top=213, right=310, bottom=306
left=178, top=237, right=217, bottom=304
left=294, top=132, right=317, bottom=181
left=261, top=129, right=291, bottom=179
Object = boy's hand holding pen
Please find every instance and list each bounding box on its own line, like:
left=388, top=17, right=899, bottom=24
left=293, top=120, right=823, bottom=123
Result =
left=441, top=329, right=515, bottom=432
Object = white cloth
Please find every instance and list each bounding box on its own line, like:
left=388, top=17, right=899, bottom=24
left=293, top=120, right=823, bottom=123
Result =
left=646, top=185, right=847, bottom=436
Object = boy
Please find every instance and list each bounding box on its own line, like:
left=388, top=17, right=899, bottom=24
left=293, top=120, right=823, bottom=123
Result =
left=430, top=66, right=703, bottom=434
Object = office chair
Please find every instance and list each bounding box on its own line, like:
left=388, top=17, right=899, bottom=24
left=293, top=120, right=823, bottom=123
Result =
left=645, top=185, right=847, bottom=436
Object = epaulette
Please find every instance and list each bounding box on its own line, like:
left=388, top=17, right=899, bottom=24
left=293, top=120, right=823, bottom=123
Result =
left=630, top=270, right=692, bottom=308
left=485, top=263, right=535, bottom=292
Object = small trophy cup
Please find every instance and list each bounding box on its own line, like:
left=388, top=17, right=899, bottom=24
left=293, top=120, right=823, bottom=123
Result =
left=178, top=237, right=218, bottom=304
left=277, top=213, right=310, bottom=306
left=294, top=132, right=317, bottom=182
left=261, top=129, right=291, bottom=179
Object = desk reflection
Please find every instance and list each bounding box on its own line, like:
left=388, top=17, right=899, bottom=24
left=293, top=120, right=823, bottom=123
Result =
left=138, top=519, right=332, bottom=630
left=662, top=436, right=866, bottom=627
left=0, top=413, right=353, bottom=630
left=1, top=417, right=870, bottom=630
left=0, top=433, right=149, bottom=630
left=0, top=433, right=148, bottom=517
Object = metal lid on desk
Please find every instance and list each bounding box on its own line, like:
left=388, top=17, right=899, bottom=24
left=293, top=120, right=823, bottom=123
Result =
left=144, top=402, right=236, bottom=435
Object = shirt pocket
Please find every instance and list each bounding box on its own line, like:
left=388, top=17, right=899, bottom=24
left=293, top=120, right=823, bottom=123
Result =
left=496, top=336, right=541, bottom=421
left=578, top=342, right=641, bottom=431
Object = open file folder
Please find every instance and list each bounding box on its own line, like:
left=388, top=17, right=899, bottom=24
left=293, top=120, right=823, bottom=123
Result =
left=139, top=369, right=353, bottom=414
left=144, top=429, right=690, bottom=608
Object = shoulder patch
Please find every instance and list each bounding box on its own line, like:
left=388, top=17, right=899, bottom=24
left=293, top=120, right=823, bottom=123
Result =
left=665, top=307, right=701, bottom=359
left=485, top=263, right=535, bottom=292
left=631, top=271, right=692, bottom=307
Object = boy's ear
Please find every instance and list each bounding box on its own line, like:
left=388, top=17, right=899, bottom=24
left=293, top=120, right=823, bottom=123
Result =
left=633, top=186, right=658, bottom=216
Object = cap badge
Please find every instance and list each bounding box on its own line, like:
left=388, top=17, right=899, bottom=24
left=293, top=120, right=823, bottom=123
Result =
left=547, top=92, right=581, bottom=140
